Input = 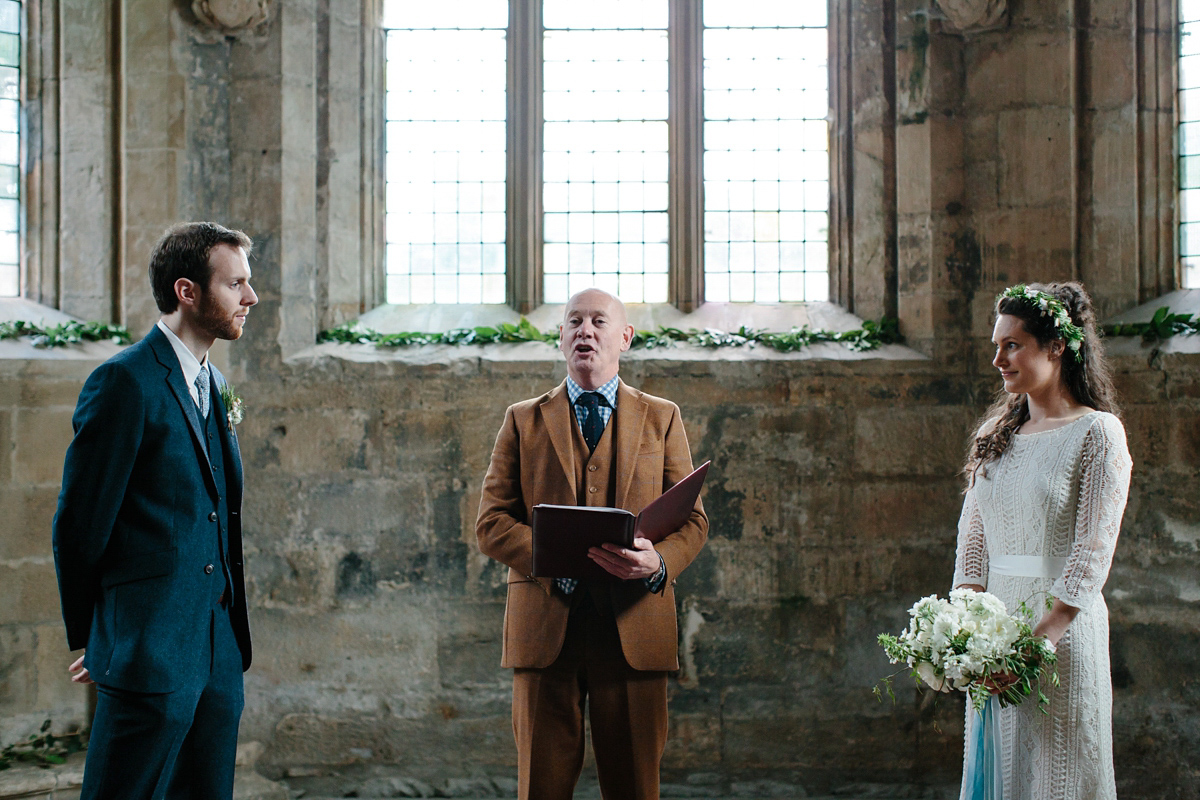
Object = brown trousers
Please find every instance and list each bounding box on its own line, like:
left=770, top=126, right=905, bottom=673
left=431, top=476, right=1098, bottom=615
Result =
left=512, top=588, right=668, bottom=800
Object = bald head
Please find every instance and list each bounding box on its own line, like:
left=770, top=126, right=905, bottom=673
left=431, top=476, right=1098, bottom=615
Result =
left=559, top=288, right=635, bottom=389
left=563, top=288, right=627, bottom=327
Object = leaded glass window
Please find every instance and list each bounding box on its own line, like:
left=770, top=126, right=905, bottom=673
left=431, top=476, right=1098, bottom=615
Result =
left=542, top=0, right=669, bottom=303
left=702, top=1, right=828, bottom=302
left=381, top=0, right=831, bottom=308
left=0, top=0, right=19, bottom=297
left=383, top=2, right=508, bottom=304
left=1181, top=0, right=1200, bottom=288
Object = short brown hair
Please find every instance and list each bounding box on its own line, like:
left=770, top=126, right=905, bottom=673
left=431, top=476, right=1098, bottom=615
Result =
left=148, top=222, right=253, bottom=313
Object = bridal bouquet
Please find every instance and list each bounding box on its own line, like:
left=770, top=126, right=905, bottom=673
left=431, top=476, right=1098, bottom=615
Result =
left=877, top=588, right=1057, bottom=712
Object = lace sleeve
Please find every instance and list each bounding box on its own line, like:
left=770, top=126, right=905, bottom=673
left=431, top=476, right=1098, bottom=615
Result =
left=1051, top=414, right=1132, bottom=610
left=952, top=486, right=988, bottom=589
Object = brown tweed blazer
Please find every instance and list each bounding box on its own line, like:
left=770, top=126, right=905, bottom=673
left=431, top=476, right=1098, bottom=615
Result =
left=476, top=378, right=709, bottom=671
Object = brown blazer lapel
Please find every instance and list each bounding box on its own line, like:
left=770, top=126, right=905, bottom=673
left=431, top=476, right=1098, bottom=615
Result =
left=538, top=382, right=577, bottom=498
left=614, top=378, right=648, bottom=509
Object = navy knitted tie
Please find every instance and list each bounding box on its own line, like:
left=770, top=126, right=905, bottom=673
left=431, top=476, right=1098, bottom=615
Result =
left=577, top=392, right=605, bottom=452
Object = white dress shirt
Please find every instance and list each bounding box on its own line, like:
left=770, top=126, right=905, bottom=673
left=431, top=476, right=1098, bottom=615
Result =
left=156, top=320, right=209, bottom=408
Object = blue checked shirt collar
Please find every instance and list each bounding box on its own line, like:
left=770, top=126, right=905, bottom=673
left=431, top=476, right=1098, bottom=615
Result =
left=566, top=374, right=619, bottom=434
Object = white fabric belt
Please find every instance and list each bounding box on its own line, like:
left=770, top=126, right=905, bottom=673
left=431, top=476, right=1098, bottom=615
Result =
left=989, top=555, right=1067, bottom=579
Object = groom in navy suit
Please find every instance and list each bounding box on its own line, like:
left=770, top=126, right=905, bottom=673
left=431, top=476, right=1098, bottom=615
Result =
left=53, top=221, right=258, bottom=799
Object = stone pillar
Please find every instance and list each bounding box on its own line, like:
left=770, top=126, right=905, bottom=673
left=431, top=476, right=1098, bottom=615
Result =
left=54, top=1, right=119, bottom=322
left=833, top=0, right=899, bottom=323
left=894, top=3, right=969, bottom=360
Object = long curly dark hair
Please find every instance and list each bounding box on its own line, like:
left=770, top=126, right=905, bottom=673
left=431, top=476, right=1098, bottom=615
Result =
left=964, top=282, right=1119, bottom=485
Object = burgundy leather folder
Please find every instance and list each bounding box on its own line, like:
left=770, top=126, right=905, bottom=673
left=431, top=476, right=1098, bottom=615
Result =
left=531, top=461, right=710, bottom=579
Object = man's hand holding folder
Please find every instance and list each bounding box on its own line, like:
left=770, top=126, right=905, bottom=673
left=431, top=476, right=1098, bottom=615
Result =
left=531, top=461, right=711, bottom=580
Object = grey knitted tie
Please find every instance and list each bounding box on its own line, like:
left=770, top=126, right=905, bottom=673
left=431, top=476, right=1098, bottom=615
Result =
left=195, top=365, right=210, bottom=418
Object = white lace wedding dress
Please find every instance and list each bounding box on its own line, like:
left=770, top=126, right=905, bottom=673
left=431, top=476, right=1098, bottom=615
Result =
left=953, top=411, right=1132, bottom=800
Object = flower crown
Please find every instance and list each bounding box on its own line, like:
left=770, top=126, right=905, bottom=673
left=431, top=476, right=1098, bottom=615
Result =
left=999, top=285, right=1085, bottom=362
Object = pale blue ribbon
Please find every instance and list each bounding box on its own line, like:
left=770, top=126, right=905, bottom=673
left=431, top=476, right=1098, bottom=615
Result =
left=965, top=695, right=1004, bottom=800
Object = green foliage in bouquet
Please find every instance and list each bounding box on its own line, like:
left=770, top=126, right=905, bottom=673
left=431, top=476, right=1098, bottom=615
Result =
left=0, top=719, right=88, bottom=770
left=876, top=590, right=1059, bottom=715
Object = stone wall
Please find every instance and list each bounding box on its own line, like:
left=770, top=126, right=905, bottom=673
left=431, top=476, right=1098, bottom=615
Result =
left=0, top=346, right=117, bottom=746
left=3, top=338, right=1197, bottom=796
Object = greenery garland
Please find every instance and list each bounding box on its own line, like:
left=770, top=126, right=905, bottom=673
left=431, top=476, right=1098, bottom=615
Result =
left=0, top=720, right=88, bottom=770
left=0, top=320, right=132, bottom=348
left=1103, top=307, right=1199, bottom=344
left=318, top=317, right=903, bottom=354
left=0, top=305, right=1191, bottom=353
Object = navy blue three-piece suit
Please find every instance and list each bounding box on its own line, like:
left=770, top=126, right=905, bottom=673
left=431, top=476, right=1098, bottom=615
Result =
left=52, top=325, right=253, bottom=799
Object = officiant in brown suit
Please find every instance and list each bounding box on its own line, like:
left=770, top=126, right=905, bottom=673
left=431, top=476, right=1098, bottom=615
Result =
left=476, top=287, right=709, bottom=800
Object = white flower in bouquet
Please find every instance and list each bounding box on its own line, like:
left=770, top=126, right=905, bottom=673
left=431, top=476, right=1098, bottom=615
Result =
left=877, top=588, right=1058, bottom=712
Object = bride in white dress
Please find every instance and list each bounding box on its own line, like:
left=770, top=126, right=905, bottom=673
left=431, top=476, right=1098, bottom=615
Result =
left=953, top=282, right=1132, bottom=800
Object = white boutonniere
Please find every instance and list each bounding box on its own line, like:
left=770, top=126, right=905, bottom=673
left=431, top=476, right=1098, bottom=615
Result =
left=219, top=383, right=245, bottom=432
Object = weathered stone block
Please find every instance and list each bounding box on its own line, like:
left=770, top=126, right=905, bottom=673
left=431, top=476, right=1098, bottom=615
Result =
left=1088, top=0, right=1138, bottom=28
left=244, top=409, right=371, bottom=474
left=661, top=712, right=721, bottom=770
left=12, top=408, right=74, bottom=487
left=853, top=407, right=972, bottom=478
left=1119, top=405, right=1170, bottom=467
left=964, top=29, right=1072, bottom=113
left=1169, top=409, right=1200, bottom=471
left=125, top=73, right=186, bottom=150
left=0, top=562, right=61, bottom=626
left=0, top=408, right=9, bottom=485
left=33, top=624, right=88, bottom=713
left=973, top=207, right=1074, bottom=285
left=0, top=626, right=35, bottom=713
left=124, top=149, right=180, bottom=228
left=897, top=123, right=932, bottom=215
left=60, top=0, right=112, bottom=70
left=1088, top=32, right=1135, bottom=111
left=1008, top=0, right=1072, bottom=27
left=17, top=375, right=87, bottom=408
left=0, top=486, right=58, bottom=561
left=997, top=107, right=1073, bottom=208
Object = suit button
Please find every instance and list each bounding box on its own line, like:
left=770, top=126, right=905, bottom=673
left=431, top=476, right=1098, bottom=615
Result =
left=589, top=486, right=597, bottom=493
left=588, top=465, right=597, bottom=472
left=209, top=512, right=218, bottom=522
left=204, top=564, right=215, bottom=574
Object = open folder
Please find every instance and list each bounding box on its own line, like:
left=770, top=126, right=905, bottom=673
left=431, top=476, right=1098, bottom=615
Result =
left=531, top=461, right=711, bottom=580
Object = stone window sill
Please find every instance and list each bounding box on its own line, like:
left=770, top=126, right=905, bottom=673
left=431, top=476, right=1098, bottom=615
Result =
left=0, top=298, right=126, bottom=361
left=301, top=301, right=928, bottom=366
left=1103, top=288, right=1200, bottom=357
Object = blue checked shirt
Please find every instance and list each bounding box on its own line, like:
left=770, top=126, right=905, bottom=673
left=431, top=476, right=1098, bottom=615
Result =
left=556, top=376, right=666, bottom=596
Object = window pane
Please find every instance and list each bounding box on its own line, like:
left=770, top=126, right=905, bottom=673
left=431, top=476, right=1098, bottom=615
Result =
left=0, top=1, right=17, bottom=34
left=0, top=32, right=14, bottom=68
left=704, top=8, right=828, bottom=301
left=0, top=263, right=14, bottom=295
left=542, top=3, right=668, bottom=303
left=384, top=7, right=507, bottom=304
left=1183, top=6, right=1200, bottom=286
left=0, top=2, right=15, bottom=297
left=0, top=197, right=16, bottom=231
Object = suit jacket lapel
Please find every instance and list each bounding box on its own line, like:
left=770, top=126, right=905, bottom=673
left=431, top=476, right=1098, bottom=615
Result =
left=146, top=327, right=219, bottom=499
left=209, top=368, right=244, bottom=507
left=539, top=382, right=576, bottom=498
left=614, top=378, right=647, bottom=509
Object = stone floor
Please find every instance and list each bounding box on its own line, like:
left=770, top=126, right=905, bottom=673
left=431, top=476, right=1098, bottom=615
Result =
left=266, top=771, right=958, bottom=800
left=0, top=756, right=958, bottom=800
